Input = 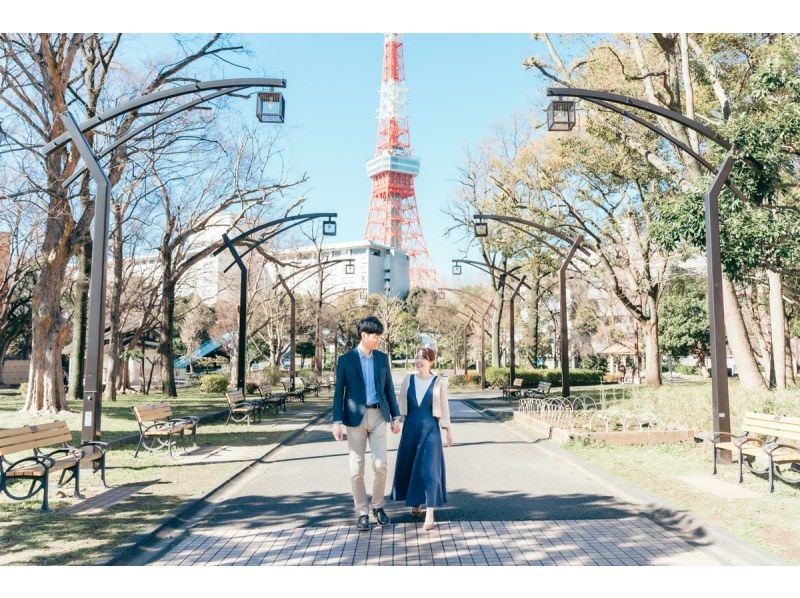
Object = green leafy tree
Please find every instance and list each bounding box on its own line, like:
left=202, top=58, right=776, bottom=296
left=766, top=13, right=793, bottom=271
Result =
left=658, top=275, right=710, bottom=370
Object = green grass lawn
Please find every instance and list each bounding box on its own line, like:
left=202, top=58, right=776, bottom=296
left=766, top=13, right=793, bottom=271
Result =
left=0, top=388, right=230, bottom=444
left=0, top=389, right=332, bottom=565
left=563, top=438, right=800, bottom=564
left=502, top=378, right=800, bottom=562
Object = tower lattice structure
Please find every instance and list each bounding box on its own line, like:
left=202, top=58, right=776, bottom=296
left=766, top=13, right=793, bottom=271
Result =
left=364, top=33, right=438, bottom=289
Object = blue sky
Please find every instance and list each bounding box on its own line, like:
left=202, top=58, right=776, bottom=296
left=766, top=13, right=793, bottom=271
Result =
left=131, top=34, right=549, bottom=285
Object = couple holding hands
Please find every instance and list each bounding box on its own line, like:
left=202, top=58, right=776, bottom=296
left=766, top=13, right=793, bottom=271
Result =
left=331, top=316, right=454, bottom=532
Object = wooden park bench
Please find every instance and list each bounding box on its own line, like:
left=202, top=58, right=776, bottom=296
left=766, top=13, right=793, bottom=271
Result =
left=318, top=373, right=335, bottom=391
left=501, top=378, right=524, bottom=400
left=523, top=381, right=553, bottom=399
left=708, top=412, right=800, bottom=492
left=225, top=388, right=262, bottom=425
left=258, top=384, right=288, bottom=415
left=132, top=403, right=199, bottom=457
left=0, top=421, right=109, bottom=511
left=281, top=377, right=306, bottom=403
left=300, top=375, right=320, bottom=397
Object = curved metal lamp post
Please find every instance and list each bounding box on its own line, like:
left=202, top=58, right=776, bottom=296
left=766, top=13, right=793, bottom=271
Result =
left=473, top=213, right=589, bottom=397
left=546, top=86, right=764, bottom=454
left=452, top=258, right=530, bottom=385
left=44, top=77, right=286, bottom=443
left=211, top=213, right=340, bottom=393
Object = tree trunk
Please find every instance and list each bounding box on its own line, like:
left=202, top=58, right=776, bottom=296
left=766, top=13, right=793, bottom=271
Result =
left=491, top=285, right=505, bottom=367
left=642, top=311, right=662, bottom=386
left=767, top=270, right=786, bottom=389
left=228, top=329, right=238, bottom=388
left=105, top=204, right=124, bottom=401
left=24, top=244, right=71, bottom=412
left=722, top=275, right=767, bottom=389
left=67, top=241, right=91, bottom=402
left=531, top=274, right=541, bottom=366
left=315, top=275, right=323, bottom=376
left=785, top=315, right=795, bottom=385
left=159, top=278, right=178, bottom=397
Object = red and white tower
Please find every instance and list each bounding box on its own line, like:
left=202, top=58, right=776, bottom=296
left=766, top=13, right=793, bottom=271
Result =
left=364, top=33, right=438, bottom=289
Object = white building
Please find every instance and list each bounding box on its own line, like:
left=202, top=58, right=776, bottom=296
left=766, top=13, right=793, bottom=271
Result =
left=128, top=212, right=260, bottom=307
left=274, top=240, right=410, bottom=298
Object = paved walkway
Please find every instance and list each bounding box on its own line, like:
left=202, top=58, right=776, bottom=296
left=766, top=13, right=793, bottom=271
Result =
left=146, top=398, right=753, bottom=566
left=155, top=517, right=718, bottom=566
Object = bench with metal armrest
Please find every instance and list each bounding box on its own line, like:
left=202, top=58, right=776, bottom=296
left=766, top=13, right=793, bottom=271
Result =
left=224, top=388, right=262, bottom=425
left=132, top=402, right=199, bottom=457
left=281, top=377, right=306, bottom=403
left=522, top=381, right=553, bottom=399
left=258, top=384, right=288, bottom=415
left=708, top=412, right=800, bottom=492
left=0, top=421, right=109, bottom=511
left=501, top=378, right=524, bottom=400
left=300, top=375, right=320, bottom=397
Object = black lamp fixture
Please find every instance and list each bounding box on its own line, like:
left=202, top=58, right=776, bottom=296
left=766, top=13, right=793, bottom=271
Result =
left=322, top=217, right=337, bottom=236
left=474, top=217, right=489, bottom=238
left=437, top=290, right=446, bottom=300
left=345, top=260, right=355, bottom=275
left=358, top=289, right=367, bottom=300
left=256, top=88, right=286, bottom=124
left=547, top=98, right=576, bottom=132
left=452, top=262, right=462, bottom=276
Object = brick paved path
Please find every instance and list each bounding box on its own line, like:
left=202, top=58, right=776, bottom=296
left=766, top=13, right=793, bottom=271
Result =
left=143, top=398, right=751, bottom=566
left=153, top=517, right=718, bottom=566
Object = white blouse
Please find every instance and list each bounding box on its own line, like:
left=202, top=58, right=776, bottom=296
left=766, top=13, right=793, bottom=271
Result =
left=413, top=374, right=436, bottom=406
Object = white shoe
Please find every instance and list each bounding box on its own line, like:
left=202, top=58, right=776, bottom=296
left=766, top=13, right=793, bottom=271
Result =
left=423, top=509, right=435, bottom=531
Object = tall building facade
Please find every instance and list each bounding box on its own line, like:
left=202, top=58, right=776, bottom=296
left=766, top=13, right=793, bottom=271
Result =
left=275, top=240, right=410, bottom=299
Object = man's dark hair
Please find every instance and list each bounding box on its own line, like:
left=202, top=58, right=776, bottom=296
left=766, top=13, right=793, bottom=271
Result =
left=357, top=316, right=384, bottom=337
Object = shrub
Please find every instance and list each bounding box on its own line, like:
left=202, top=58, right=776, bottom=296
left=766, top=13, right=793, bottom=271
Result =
left=199, top=373, right=229, bottom=394
left=486, top=367, right=603, bottom=388
left=449, top=375, right=468, bottom=386
left=257, top=366, right=283, bottom=386
left=673, top=363, right=698, bottom=375
left=245, top=381, right=260, bottom=394
left=18, top=382, right=28, bottom=397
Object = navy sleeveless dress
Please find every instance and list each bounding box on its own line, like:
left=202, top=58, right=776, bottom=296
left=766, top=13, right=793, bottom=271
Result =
left=391, top=375, right=447, bottom=507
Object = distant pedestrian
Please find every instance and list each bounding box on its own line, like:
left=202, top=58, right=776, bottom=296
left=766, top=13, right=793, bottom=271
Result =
left=391, top=347, right=454, bottom=531
left=331, top=316, right=401, bottom=531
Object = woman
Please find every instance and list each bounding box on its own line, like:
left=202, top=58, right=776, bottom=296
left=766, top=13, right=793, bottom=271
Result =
left=391, top=347, right=454, bottom=531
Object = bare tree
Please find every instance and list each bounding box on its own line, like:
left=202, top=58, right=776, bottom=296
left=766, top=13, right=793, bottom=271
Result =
left=0, top=33, right=257, bottom=411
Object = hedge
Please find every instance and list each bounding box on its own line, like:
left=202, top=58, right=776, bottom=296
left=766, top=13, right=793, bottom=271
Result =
left=449, top=371, right=482, bottom=386
left=485, top=367, right=604, bottom=388
left=199, top=373, right=229, bottom=394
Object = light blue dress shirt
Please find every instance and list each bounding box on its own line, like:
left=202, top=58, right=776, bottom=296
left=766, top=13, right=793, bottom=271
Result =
left=357, top=346, right=378, bottom=406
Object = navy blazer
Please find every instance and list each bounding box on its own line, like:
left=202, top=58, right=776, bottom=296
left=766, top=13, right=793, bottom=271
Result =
left=332, top=348, right=400, bottom=427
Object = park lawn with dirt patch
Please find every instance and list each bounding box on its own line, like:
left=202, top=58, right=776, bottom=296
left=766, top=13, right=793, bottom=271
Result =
left=0, top=391, right=332, bottom=565
left=564, top=439, right=800, bottom=564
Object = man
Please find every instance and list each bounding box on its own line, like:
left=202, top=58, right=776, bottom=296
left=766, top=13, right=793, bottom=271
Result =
left=332, top=316, right=400, bottom=531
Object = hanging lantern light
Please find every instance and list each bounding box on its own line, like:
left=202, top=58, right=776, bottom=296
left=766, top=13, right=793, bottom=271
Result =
left=547, top=98, right=576, bottom=132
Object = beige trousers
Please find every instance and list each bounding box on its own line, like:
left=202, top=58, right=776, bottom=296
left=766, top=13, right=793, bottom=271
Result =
left=346, top=408, right=388, bottom=516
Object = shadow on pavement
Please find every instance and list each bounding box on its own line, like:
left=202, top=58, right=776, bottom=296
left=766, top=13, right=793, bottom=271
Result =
left=191, top=488, right=712, bottom=550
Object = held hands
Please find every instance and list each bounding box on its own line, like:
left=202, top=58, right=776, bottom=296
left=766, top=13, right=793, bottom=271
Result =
left=391, top=419, right=400, bottom=434
left=332, top=422, right=344, bottom=441
left=445, top=428, right=454, bottom=448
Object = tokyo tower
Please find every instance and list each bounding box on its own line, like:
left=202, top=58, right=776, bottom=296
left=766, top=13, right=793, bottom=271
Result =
left=364, top=33, right=438, bottom=289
